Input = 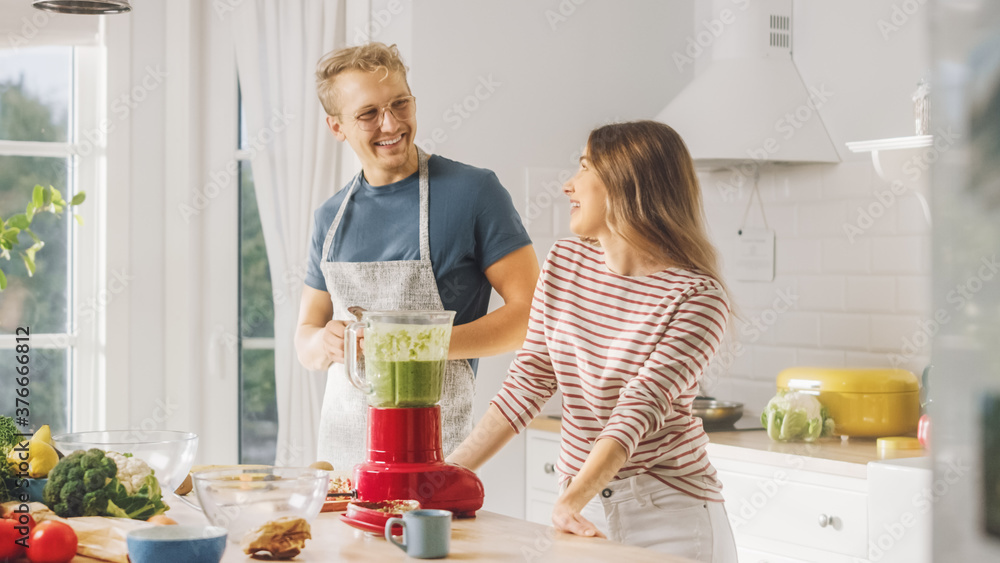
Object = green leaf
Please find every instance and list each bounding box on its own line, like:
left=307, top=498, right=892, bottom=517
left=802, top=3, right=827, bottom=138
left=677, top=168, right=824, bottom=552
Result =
left=25, top=201, right=35, bottom=222
left=49, top=186, right=64, bottom=206
left=0, top=268, right=6, bottom=291
left=32, top=185, right=44, bottom=209
left=7, top=214, right=29, bottom=230
left=24, top=228, right=40, bottom=244
left=20, top=251, right=35, bottom=277
left=74, top=213, right=84, bottom=226
left=1, top=229, right=19, bottom=248
left=70, top=192, right=86, bottom=206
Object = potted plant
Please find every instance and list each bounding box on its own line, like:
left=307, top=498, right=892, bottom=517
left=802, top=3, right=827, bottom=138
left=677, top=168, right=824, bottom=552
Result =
left=0, top=184, right=85, bottom=291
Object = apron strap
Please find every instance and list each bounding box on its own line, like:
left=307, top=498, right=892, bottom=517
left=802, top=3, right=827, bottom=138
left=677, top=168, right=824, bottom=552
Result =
left=416, top=147, right=431, bottom=261
left=321, top=172, right=361, bottom=263
left=321, top=148, right=431, bottom=263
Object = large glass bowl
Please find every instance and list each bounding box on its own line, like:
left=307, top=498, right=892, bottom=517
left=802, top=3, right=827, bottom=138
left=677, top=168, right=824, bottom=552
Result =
left=52, top=430, right=198, bottom=493
left=192, top=467, right=329, bottom=542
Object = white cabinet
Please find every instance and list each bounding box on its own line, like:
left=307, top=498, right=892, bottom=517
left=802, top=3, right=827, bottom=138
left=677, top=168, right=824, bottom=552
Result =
left=712, top=455, right=869, bottom=563
left=524, top=428, right=560, bottom=525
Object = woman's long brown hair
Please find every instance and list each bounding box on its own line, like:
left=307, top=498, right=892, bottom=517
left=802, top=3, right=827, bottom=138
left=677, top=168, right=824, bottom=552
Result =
left=586, top=120, right=726, bottom=291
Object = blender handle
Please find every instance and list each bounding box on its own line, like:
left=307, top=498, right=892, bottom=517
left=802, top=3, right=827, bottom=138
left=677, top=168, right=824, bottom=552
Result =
left=344, top=320, right=371, bottom=394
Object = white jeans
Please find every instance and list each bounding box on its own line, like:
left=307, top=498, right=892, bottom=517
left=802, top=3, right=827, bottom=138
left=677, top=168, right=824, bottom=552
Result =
left=571, top=474, right=738, bottom=563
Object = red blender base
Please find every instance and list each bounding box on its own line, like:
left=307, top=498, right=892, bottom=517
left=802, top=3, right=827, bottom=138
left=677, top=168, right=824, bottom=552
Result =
left=354, top=406, right=484, bottom=517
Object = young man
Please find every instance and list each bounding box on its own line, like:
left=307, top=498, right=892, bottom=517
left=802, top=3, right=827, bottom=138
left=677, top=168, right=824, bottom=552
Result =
left=295, top=42, right=539, bottom=470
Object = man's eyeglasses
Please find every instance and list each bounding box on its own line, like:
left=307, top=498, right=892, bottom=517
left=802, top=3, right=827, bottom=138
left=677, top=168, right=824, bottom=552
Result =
left=340, top=96, right=416, bottom=131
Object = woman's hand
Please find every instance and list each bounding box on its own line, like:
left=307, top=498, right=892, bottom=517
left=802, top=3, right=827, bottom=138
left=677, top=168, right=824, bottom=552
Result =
left=551, top=497, right=606, bottom=538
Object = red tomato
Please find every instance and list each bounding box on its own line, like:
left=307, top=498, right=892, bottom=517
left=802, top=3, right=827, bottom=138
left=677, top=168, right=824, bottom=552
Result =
left=4, top=511, right=37, bottom=533
left=25, top=520, right=78, bottom=563
left=0, top=517, right=28, bottom=559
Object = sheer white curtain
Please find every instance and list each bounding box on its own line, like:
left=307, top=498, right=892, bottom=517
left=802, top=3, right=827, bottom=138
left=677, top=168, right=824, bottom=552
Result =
left=232, top=0, right=345, bottom=467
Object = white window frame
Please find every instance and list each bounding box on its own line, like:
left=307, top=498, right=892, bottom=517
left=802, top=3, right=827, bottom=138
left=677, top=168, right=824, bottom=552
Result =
left=0, top=44, right=105, bottom=432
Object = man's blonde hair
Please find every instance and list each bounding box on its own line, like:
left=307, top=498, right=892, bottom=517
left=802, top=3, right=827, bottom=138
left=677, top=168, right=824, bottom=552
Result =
left=316, top=42, right=410, bottom=116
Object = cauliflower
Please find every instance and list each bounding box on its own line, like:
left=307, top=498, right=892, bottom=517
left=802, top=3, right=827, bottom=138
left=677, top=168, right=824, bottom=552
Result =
left=761, top=391, right=836, bottom=442
left=106, top=451, right=153, bottom=495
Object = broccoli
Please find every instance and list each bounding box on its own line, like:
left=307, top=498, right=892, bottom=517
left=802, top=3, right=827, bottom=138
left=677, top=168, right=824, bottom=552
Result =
left=0, top=416, right=21, bottom=452
left=42, top=447, right=168, bottom=519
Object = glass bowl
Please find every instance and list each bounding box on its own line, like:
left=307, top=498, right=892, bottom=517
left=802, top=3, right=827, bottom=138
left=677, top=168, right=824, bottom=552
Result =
left=192, top=467, right=330, bottom=542
left=52, top=430, right=198, bottom=493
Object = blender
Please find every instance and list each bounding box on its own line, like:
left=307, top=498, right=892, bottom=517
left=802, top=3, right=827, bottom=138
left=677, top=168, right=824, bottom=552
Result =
left=344, top=310, right=484, bottom=517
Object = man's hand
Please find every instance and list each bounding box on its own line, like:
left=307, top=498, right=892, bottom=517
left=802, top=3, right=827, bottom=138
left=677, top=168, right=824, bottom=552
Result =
left=295, top=285, right=343, bottom=371
left=319, top=319, right=349, bottom=365
left=551, top=497, right=606, bottom=538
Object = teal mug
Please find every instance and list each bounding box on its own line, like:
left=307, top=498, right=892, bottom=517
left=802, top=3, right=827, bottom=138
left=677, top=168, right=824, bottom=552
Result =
left=384, top=509, right=452, bottom=559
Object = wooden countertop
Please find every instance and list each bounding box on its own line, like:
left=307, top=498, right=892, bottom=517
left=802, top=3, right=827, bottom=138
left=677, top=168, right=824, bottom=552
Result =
left=64, top=496, right=691, bottom=562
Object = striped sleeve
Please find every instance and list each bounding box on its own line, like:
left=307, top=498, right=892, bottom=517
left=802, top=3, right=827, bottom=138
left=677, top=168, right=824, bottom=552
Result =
left=490, top=257, right=559, bottom=433
left=598, top=285, right=729, bottom=458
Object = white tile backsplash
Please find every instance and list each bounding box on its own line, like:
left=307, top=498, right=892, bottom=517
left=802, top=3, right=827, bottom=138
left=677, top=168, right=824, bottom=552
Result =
left=799, top=201, right=848, bottom=237
left=775, top=238, right=822, bottom=274
left=844, top=196, right=898, bottom=236
left=896, top=276, right=931, bottom=313
left=795, top=348, right=846, bottom=367
left=771, top=311, right=822, bottom=347
left=752, top=346, right=799, bottom=382
left=844, top=351, right=898, bottom=368
left=846, top=276, right=897, bottom=312
left=773, top=165, right=824, bottom=202
left=872, top=236, right=931, bottom=274
left=894, top=193, right=932, bottom=235
left=701, top=163, right=932, bottom=415
left=821, top=159, right=874, bottom=198
left=797, top=275, right=846, bottom=310
left=822, top=237, right=872, bottom=273
left=870, top=314, right=923, bottom=351
left=821, top=313, right=871, bottom=349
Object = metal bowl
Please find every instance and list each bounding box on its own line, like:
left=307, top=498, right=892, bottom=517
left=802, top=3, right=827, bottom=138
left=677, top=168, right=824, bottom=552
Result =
left=693, top=398, right=744, bottom=428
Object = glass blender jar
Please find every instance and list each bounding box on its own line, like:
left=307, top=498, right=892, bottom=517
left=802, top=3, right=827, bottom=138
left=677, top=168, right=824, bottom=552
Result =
left=344, top=310, right=455, bottom=407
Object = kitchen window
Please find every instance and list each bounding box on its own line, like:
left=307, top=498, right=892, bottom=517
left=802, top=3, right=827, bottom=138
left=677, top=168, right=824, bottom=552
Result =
left=237, top=96, right=278, bottom=465
left=0, top=45, right=103, bottom=435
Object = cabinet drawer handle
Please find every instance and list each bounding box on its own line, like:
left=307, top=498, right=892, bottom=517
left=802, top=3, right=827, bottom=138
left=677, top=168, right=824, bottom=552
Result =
left=818, top=513, right=831, bottom=527
left=543, top=463, right=555, bottom=474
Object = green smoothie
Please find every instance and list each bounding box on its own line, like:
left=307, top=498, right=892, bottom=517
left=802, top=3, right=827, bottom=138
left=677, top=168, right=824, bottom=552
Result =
left=367, top=359, right=446, bottom=407
left=365, top=323, right=450, bottom=407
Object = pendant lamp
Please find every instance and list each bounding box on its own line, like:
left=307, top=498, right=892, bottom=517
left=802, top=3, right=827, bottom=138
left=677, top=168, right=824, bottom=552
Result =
left=33, top=0, right=131, bottom=14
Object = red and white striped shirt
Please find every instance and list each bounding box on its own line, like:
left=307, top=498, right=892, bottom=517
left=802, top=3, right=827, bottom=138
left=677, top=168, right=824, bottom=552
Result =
left=492, top=238, right=730, bottom=502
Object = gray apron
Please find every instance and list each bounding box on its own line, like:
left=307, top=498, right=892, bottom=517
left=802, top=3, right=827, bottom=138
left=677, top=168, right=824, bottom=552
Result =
left=315, top=148, right=475, bottom=471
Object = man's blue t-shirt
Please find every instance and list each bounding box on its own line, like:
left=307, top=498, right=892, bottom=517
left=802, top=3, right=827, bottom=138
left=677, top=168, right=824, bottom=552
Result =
left=305, top=155, right=532, bottom=362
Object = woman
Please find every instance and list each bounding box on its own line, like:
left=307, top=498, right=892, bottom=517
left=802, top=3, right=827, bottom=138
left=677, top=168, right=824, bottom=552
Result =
left=446, top=120, right=737, bottom=562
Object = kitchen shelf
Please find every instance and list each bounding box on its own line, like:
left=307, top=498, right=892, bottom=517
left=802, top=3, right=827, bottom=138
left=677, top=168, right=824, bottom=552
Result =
left=845, top=135, right=933, bottom=153
left=845, top=135, right=933, bottom=183
left=846, top=135, right=934, bottom=225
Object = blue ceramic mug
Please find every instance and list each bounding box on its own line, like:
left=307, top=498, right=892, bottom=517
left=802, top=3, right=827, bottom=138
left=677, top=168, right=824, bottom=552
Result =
left=384, top=509, right=452, bottom=559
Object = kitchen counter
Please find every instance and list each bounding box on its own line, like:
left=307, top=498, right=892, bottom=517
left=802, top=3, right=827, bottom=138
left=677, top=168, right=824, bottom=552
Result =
left=527, top=417, right=926, bottom=479
left=69, top=497, right=690, bottom=562
left=706, top=429, right=883, bottom=479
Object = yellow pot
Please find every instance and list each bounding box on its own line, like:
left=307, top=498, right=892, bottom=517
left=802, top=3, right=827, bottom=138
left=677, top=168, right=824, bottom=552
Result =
left=776, top=367, right=921, bottom=438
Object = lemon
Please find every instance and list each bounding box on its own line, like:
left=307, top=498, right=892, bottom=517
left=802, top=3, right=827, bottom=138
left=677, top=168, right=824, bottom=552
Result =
left=12, top=438, right=60, bottom=479
left=31, top=424, right=53, bottom=447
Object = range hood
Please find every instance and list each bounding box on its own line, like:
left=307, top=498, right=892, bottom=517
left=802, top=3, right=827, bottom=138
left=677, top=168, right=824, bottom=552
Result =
left=656, top=0, right=840, bottom=168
